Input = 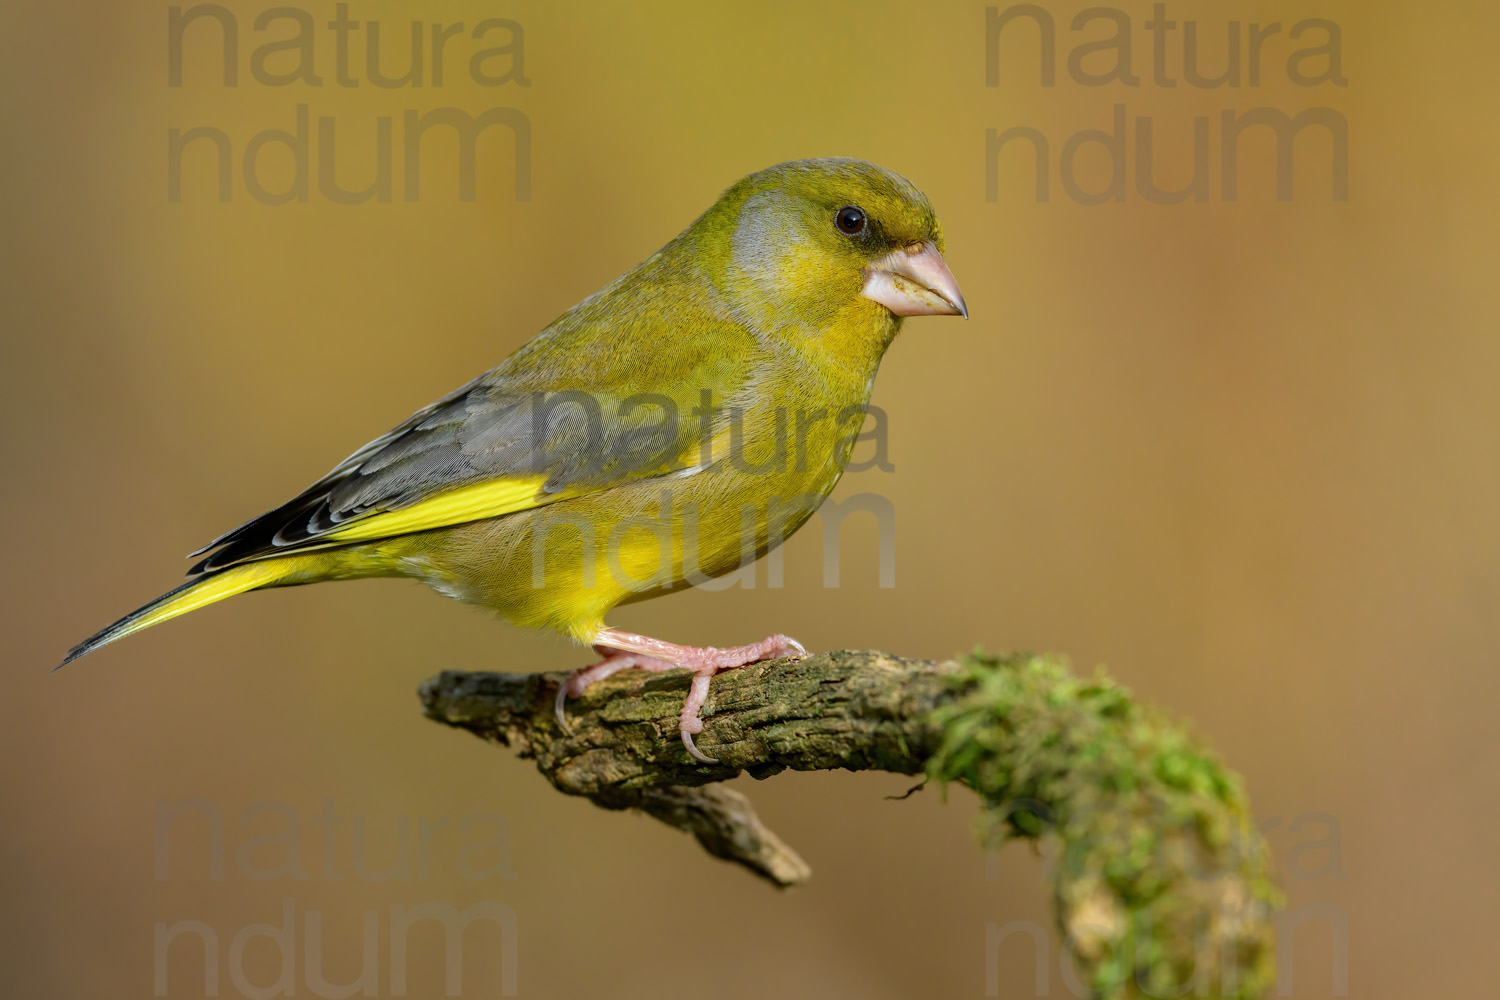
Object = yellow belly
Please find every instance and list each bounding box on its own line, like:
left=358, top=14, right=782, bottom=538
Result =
left=400, top=460, right=839, bottom=643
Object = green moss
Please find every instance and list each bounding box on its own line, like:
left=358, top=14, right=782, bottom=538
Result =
left=929, top=651, right=1281, bottom=1000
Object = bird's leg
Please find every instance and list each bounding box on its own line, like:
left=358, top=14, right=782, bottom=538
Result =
left=554, top=647, right=681, bottom=734
left=580, top=627, right=806, bottom=764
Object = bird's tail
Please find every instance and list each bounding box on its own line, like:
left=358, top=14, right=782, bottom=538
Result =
left=59, top=555, right=320, bottom=668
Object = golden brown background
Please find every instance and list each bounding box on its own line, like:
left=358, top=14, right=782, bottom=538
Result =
left=2, top=1, right=1494, bottom=996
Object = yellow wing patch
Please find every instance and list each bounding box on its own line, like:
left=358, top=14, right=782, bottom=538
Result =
left=321, top=475, right=551, bottom=543
left=677, top=425, right=735, bottom=472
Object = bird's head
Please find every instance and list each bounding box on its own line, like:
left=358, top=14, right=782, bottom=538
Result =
left=694, top=158, right=966, bottom=348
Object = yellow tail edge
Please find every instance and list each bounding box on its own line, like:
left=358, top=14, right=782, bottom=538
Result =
left=58, top=557, right=308, bottom=669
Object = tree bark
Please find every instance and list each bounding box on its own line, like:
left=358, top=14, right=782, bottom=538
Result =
left=420, top=649, right=1279, bottom=999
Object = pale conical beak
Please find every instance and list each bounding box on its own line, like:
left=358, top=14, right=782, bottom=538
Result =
left=861, top=242, right=968, bottom=318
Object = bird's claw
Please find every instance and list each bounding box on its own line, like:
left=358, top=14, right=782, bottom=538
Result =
left=554, top=677, right=574, bottom=735
left=681, top=729, right=719, bottom=765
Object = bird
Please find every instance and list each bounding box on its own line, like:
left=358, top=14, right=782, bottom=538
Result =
left=61, top=157, right=967, bottom=763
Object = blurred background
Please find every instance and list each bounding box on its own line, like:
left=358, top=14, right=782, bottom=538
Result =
left=2, top=0, right=1495, bottom=996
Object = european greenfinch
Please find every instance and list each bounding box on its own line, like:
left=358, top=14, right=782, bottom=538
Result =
left=64, top=158, right=967, bottom=763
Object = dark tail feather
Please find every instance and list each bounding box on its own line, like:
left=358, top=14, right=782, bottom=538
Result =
left=58, top=559, right=300, bottom=669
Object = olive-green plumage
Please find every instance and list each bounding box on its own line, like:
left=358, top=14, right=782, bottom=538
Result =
left=64, top=158, right=963, bottom=666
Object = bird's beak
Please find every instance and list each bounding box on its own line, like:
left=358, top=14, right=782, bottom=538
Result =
left=861, top=242, right=968, bottom=319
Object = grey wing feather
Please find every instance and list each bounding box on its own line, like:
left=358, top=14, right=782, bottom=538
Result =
left=188, top=379, right=688, bottom=573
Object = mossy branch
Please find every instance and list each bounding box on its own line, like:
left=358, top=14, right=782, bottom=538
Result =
left=419, top=649, right=1280, bottom=999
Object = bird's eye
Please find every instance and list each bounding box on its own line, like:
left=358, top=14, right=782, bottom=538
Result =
left=835, top=206, right=867, bottom=235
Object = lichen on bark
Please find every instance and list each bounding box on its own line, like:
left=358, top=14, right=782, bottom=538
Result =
left=928, top=652, right=1279, bottom=999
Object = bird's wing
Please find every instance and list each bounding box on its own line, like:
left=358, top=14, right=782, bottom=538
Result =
left=190, top=360, right=747, bottom=574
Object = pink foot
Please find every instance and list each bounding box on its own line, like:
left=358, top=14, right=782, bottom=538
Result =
left=554, top=646, right=680, bottom=733
left=588, top=627, right=808, bottom=764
